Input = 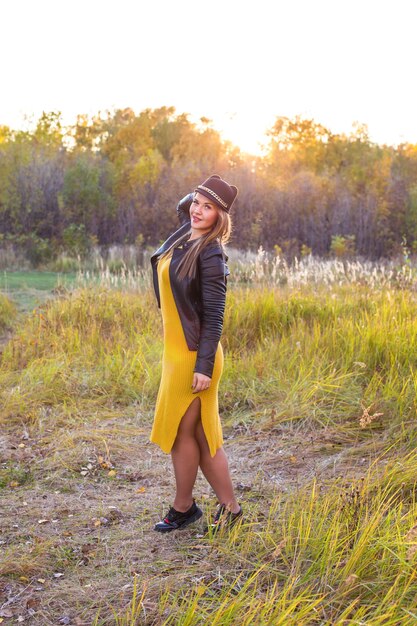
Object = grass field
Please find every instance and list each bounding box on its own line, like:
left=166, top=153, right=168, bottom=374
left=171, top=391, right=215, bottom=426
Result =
left=0, top=271, right=77, bottom=312
left=2, top=260, right=417, bottom=625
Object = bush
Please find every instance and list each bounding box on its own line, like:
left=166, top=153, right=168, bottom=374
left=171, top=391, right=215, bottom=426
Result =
left=13, top=234, right=55, bottom=267
left=330, top=234, right=356, bottom=258
left=62, top=223, right=95, bottom=258
left=48, top=254, right=81, bottom=272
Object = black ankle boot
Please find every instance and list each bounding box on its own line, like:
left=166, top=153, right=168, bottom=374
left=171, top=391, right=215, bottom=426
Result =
left=207, top=504, right=243, bottom=534
left=154, top=500, right=203, bottom=533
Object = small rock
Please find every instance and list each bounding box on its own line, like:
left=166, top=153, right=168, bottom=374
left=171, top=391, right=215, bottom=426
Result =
left=236, top=483, right=252, bottom=492
left=108, top=508, right=123, bottom=522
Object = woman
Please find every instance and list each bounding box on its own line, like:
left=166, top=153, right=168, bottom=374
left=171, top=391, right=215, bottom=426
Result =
left=150, top=175, right=242, bottom=533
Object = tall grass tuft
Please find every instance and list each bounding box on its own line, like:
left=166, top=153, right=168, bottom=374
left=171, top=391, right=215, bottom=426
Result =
left=0, top=291, right=17, bottom=333
left=0, top=288, right=163, bottom=423
left=113, top=455, right=417, bottom=625
left=227, top=247, right=417, bottom=290
left=2, top=285, right=417, bottom=436
left=222, top=286, right=417, bottom=431
left=66, top=249, right=417, bottom=294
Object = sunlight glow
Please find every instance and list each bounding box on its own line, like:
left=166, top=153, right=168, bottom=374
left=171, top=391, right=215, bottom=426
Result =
left=1, top=0, right=416, bottom=151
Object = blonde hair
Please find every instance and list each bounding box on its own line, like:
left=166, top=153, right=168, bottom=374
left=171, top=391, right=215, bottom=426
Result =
left=161, top=198, right=232, bottom=280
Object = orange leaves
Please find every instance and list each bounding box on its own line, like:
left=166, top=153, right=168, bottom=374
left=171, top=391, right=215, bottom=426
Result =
left=97, top=454, right=111, bottom=470
left=78, top=452, right=115, bottom=479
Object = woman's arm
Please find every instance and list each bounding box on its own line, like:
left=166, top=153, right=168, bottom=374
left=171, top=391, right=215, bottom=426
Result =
left=176, top=193, right=194, bottom=226
left=194, top=246, right=227, bottom=379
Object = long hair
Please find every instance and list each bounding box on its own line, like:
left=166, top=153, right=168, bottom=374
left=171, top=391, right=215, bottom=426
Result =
left=160, top=198, right=232, bottom=280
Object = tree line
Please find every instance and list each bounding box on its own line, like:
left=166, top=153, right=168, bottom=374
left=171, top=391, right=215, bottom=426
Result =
left=1, top=107, right=417, bottom=265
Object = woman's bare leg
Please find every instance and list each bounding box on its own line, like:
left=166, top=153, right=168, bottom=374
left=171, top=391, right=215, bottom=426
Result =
left=171, top=398, right=201, bottom=512
left=195, top=420, right=240, bottom=513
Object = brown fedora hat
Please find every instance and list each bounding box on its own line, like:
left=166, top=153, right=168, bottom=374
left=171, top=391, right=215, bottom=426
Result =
left=195, top=175, right=238, bottom=213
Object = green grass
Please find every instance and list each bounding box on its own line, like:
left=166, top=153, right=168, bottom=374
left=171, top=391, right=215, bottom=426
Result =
left=3, top=279, right=417, bottom=623
left=0, top=463, right=32, bottom=488
left=0, top=288, right=162, bottom=425
left=0, top=270, right=77, bottom=291
left=3, top=285, right=417, bottom=440
left=0, top=270, right=77, bottom=311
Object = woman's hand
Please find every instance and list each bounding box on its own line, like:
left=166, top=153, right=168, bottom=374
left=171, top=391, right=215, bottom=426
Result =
left=192, top=372, right=211, bottom=393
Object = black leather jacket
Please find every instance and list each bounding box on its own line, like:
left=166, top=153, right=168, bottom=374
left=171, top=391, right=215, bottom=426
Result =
left=151, top=193, right=229, bottom=378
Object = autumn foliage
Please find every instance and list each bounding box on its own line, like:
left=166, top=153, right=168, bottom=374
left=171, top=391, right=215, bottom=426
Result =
left=1, top=109, right=417, bottom=265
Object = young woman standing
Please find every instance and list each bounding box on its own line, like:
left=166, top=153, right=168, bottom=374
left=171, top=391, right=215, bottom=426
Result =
left=150, top=175, right=242, bottom=532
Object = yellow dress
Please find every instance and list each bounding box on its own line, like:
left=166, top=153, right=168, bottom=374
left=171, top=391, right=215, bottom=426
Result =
left=150, top=252, right=224, bottom=457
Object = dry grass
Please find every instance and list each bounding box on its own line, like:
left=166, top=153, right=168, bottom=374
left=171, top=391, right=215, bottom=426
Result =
left=1, top=405, right=410, bottom=624
left=2, top=278, right=417, bottom=623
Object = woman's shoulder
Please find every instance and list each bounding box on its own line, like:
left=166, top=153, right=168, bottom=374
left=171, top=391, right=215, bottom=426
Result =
left=199, top=240, right=224, bottom=258
left=198, top=241, right=229, bottom=277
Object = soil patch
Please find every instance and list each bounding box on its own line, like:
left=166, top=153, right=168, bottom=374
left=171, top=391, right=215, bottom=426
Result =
left=1, top=413, right=377, bottom=625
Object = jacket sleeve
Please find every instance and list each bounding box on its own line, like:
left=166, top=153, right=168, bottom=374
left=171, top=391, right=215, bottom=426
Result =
left=194, top=246, right=228, bottom=378
left=176, top=193, right=194, bottom=226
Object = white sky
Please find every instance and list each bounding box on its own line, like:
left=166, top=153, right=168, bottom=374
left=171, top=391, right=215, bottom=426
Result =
left=1, top=0, right=416, bottom=154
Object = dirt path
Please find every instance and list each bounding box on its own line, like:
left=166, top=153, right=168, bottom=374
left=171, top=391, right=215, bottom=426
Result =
left=0, top=412, right=371, bottom=625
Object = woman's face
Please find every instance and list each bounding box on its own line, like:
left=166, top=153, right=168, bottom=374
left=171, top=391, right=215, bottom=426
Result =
left=189, top=192, right=219, bottom=237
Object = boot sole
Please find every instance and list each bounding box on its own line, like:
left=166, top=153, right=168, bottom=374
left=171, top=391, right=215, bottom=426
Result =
left=154, top=507, right=203, bottom=533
